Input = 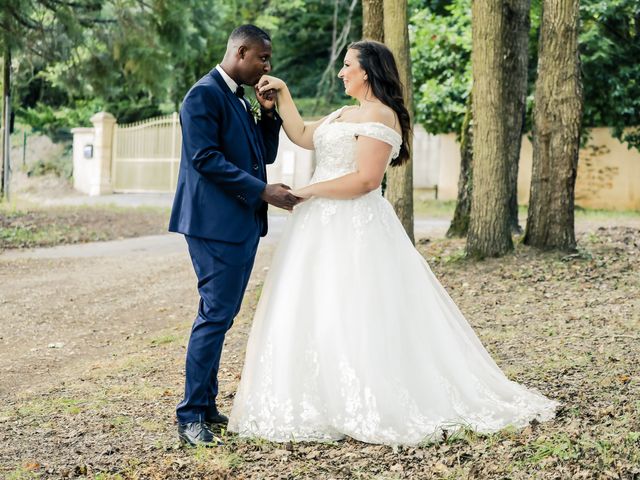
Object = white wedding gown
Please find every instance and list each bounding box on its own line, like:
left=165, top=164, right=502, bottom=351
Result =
left=228, top=108, right=557, bottom=446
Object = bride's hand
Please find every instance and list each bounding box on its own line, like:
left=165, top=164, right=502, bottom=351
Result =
left=290, top=187, right=313, bottom=199
left=255, top=75, right=286, bottom=111
left=257, top=75, right=287, bottom=94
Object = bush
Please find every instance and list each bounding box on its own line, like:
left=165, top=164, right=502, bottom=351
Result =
left=26, top=144, right=73, bottom=179
left=17, top=100, right=103, bottom=143
left=410, top=0, right=472, bottom=136
left=292, top=97, right=349, bottom=119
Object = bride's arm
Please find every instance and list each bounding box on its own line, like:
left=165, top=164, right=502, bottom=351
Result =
left=258, top=75, right=326, bottom=150
left=292, top=136, right=392, bottom=200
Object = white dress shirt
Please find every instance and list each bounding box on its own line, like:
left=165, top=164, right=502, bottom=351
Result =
left=215, top=64, right=247, bottom=111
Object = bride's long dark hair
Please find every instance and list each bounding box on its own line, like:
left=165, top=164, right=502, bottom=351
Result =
left=348, top=40, right=411, bottom=166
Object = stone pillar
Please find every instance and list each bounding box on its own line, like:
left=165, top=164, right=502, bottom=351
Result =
left=71, top=127, right=96, bottom=195
left=89, top=112, right=116, bottom=196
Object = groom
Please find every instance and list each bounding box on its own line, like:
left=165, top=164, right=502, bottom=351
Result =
left=169, top=24, right=300, bottom=447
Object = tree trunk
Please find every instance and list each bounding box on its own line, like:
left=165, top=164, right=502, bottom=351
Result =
left=446, top=93, right=473, bottom=238
left=363, top=0, right=384, bottom=41
left=524, top=0, right=583, bottom=251
left=1, top=40, right=10, bottom=201
left=504, top=0, right=531, bottom=234
left=383, top=0, right=414, bottom=243
left=466, top=0, right=514, bottom=258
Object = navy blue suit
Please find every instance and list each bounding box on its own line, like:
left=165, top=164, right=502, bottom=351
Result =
left=169, top=68, right=281, bottom=424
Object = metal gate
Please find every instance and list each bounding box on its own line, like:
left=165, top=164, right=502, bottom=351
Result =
left=112, top=113, right=181, bottom=193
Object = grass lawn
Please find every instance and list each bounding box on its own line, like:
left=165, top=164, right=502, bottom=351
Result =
left=413, top=189, right=640, bottom=222
left=1, top=193, right=638, bottom=252
left=0, top=202, right=170, bottom=250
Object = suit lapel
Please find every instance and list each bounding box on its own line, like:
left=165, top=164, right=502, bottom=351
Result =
left=210, top=70, right=264, bottom=165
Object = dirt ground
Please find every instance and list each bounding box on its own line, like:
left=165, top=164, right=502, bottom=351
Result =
left=1, top=216, right=639, bottom=479
left=0, top=204, right=170, bottom=252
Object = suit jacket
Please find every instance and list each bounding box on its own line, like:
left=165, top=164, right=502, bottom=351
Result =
left=169, top=68, right=282, bottom=242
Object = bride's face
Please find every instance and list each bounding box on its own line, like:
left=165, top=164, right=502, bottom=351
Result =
left=338, top=49, right=367, bottom=98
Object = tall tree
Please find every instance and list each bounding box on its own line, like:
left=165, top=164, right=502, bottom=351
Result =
left=383, top=0, right=414, bottom=243
left=466, top=0, right=513, bottom=258
left=0, top=0, right=100, bottom=198
left=504, top=0, right=531, bottom=234
left=1, top=22, right=9, bottom=200
left=448, top=0, right=529, bottom=239
left=524, top=0, right=583, bottom=251
left=363, top=0, right=384, bottom=41
left=413, top=0, right=638, bottom=241
left=446, top=94, right=473, bottom=237
left=1, top=3, right=10, bottom=200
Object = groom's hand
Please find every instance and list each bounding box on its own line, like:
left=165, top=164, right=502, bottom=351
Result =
left=255, top=83, right=276, bottom=112
left=261, top=183, right=301, bottom=211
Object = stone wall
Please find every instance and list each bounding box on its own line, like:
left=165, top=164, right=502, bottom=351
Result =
left=435, top=128, right=640, bottom=211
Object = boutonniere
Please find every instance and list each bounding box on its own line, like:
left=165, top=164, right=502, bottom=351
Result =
left=249, top=98, right=261, bottom=123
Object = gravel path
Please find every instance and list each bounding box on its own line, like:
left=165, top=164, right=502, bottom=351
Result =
left=0, top=212, right=450, bottom=399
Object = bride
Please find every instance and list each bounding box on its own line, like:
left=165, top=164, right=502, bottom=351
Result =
left=227, top=40, right=557, bottom=446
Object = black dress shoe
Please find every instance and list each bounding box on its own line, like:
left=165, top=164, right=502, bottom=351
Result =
left=178, top=421, right=223, bottom=447
left=205, top=412, right=229, bottom=428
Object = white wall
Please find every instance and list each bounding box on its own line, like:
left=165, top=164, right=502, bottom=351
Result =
left=267, top=130, right=315, bottom=189
left=73, top=112, right=640, bottom=211
left=267, top=124, right=442, bottom=190
left=434, top=128, right=640, bottom=211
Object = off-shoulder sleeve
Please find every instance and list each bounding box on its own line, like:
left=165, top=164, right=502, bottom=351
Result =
left=352, top=123, right=402, bottom=160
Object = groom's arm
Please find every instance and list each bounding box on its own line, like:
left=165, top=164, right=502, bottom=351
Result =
left=258, top=110, right=282, bottom=165
left=182, top=86, right=266, bottom=208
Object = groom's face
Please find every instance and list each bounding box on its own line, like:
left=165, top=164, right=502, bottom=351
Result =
left=238, top=40, right=273, bottom=86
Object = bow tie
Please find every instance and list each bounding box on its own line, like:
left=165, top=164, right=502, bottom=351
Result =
left=235, top=86, right=245, bottom=98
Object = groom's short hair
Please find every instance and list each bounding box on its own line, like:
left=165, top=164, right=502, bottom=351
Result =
left=229, top=25, right=271, bottom=47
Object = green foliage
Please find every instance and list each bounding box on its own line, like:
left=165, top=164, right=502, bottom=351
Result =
left=39, top=0, right=225, bottom=120
left=4, top=466, right=39, bottom=480
left=8, top=0, right=360, bottom=132
left=579, top=0, right=640, bottom=148
left=6, top=0, right=639, bottom=147
left=17, top=100, right=102, bottom=142
left=524, top=433, right=583, bottom=464
left=293, top=97, right=350, bottom=119
left=410, top=0, right=640, bottom=150
left=262, top=0, right=361, bottom=100
left=410, top=0, right=471, bottom=135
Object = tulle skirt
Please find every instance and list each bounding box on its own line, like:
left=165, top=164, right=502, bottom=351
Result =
left=228, top=192, right=557, bottom=445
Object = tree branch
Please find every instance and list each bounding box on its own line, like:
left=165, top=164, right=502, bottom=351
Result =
left=314, top=0, right=359, bottom=107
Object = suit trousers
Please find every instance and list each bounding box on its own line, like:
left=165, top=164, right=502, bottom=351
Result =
left=176, top=233, right=259, bottom=424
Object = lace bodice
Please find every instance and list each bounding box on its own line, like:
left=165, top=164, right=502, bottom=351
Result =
left=311, top=107, right=402, bottom=184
